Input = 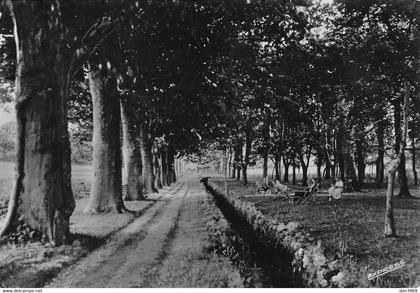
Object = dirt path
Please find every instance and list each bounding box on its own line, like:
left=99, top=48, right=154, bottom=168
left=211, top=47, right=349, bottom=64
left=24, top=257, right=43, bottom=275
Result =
left=46, top=177, right=241, bottom=288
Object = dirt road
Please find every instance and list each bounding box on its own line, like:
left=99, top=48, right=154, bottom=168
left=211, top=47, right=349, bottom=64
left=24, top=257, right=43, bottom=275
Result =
left=46, top=177, right=242, bottom=288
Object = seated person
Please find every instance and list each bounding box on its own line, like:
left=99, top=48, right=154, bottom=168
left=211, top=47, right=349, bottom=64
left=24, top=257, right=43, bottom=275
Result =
left=306, top=177, right=316, bottom=192
left=328, top=178, right=344, bottom=201
left=274, top=180, right=290, bottom=193
left=256, top=179, right=271, bottom=194
left=292, top=178, right=317, bottom=199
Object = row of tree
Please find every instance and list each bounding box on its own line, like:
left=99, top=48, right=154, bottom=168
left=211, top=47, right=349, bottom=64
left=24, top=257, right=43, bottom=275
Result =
left=0, top=0, right=418, bottom=245
left=203, top=0, right=419, bottom=197
left=0, top=0, right=218, bottom=245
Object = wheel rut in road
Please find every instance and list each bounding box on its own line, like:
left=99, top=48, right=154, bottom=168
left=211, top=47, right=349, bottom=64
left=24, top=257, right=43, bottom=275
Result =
left=102, top=182, right=190, bottom=287
left=46, top=181, right=191, bottom=288
left=138, top=181, right=231, bottom=288
left=137, top=188, right=190, bottom=287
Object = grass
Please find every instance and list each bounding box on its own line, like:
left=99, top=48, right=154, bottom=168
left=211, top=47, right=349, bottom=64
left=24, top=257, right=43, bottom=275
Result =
left=147, top=196, right=244, bottom=288
left=0, top=163, right=159, bottom=287
left=0, top=180, right=158, bottom=287
left=150, top=252, right=243, bottom=288
left=0, top=178, right=12, bottom=207
left=0, top=161, right=93, bottom=206
left=0, top=178, right=92, bottom=213
left=218, top=177, right=420, bottom=288
left=0, top=162, right=93, bottom=209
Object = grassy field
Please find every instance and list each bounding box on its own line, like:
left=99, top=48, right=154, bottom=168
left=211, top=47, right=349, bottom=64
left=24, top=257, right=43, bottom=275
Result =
left=0, top=161, right=92, bottom=180
left=219, top=177, right=420, bottom=287
left=0, top=162, right=93, bottom=206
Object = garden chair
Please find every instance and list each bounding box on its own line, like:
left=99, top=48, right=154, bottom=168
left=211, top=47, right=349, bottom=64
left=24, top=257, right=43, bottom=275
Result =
left=295, top=183, right=320, bottom=205
left=273, top=180, right=300, bottom=205
left=255, top=181, right=271, bottom=195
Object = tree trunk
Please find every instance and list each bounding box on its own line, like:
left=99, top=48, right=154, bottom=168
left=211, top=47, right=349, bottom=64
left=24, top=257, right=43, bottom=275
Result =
left=292, top=161, right=296, bottom=185
left=412, top=136, right=418, bottom=186
left=338, top=125, right=358, bottom=190
left=169, top=154, right=176, bottom=184
left=234, top=142, right=242, bottom=181
left=301, top=165, right=308, bottom=185
left=121, top=96, right=144, bottom=201
left=161, top=150, right=169, bottom=186
left=376, top=122, right=385, bottom=187
left=161, top=147, right=172, bottom=186
left=232, top=146, right=239, bottom=179
left=324, top=159, right=334, bottom=180
left=85, top=60, right=125, bottom=213
left=274, top=155, right=280, bottom=180
left=158, top=152, right=164, bottom=186
left=166, top=146, right=176, bottom=184
left=175, top=159, right=181, bottom=179
left=228, top=157, right=231, bottom=178
left=336, top=131, right=345, bottom=182
left=394, top=98, right=411, bottom=197
left=317, top=163, right=322, bottom=182
left=178, top=159, right=182, bottom=178
left=283, top=160, right=289, bottom=183
left=242, top=129, right=252, bottom=185
left=231, top=165, right=236, bottom=179
left=174, top=159, right=178, bottom=179
left=314, top=148, right=321, bottom=181
left=164, top=149, right=173, bottom=184
left=397, top=150, right=410, bottom=196
left=180, top=161, right=184, bottom=177
left=324, top=131, right=332, bottom=180
left=153, top=151, right=163, bottom=190
left=139, top=123, right=157, bottom=194
left=0, top=2, right=75, bottom=245
left=262, top=151, right=269, bottom=180
left=219, top=156, right=224, bottom=174
left=235, top=157, right=241, bottom=181
left=182, top=160, right=185, bottom=177
left=344, top=153, right=359, bottom=191
left=385, top=84, right=410, bottom=237
left=236, top=164, right=241, bottom=181
left=262, top=115, right=271, bottom=179
left=298, top=154, right=309, bottom=185
left=385, top=166, right=398, bottom=237
left=228, top=149, right=232, bottom=178
left=325, top=148, right=332, bottom=180
left=355, top=136, right=365, bottom=188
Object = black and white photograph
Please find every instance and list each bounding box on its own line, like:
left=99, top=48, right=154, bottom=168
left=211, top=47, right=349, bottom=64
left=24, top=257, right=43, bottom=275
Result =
left=0, top=0, right=419, bottom=290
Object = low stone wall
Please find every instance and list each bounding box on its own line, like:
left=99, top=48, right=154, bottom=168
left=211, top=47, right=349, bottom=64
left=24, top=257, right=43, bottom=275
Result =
left=206, top=180, right=349, bottom=288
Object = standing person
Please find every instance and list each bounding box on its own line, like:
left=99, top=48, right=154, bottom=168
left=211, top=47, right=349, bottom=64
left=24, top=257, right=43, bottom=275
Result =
left=328, top=178, right=344, bottom=201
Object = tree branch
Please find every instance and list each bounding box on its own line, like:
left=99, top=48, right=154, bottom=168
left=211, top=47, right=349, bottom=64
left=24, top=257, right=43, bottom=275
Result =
left=69, top=17, right=119, bottom=78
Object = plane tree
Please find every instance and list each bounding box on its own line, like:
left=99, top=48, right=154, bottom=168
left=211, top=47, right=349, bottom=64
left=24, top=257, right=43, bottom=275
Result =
left=0, top=1, right=90, bottom=243
left=115, top=1, right=240, bottom=191
left=0, top=0, right=139, bottom=243
left=331, top=0, right=417, bottom=194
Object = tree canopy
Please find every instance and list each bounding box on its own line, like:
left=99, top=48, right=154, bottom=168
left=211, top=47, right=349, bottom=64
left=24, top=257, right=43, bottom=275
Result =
left=0, top=0, right=418, bottom=244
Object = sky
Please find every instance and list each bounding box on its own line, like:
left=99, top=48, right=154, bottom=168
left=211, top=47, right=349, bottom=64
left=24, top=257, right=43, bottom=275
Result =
left=0, top=103, right=15, bottom=125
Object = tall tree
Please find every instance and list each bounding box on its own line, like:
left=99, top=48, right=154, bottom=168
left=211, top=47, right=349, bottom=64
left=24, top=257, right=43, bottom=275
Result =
left=121, top=94, right=144, bottom=200
left=385, top=84, right=409, bottom=237
left=0, top=1, right=75, bottom=245
left=139, top=118, right=158, bottom=194
left=84, top=50, right=126, bottom=213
